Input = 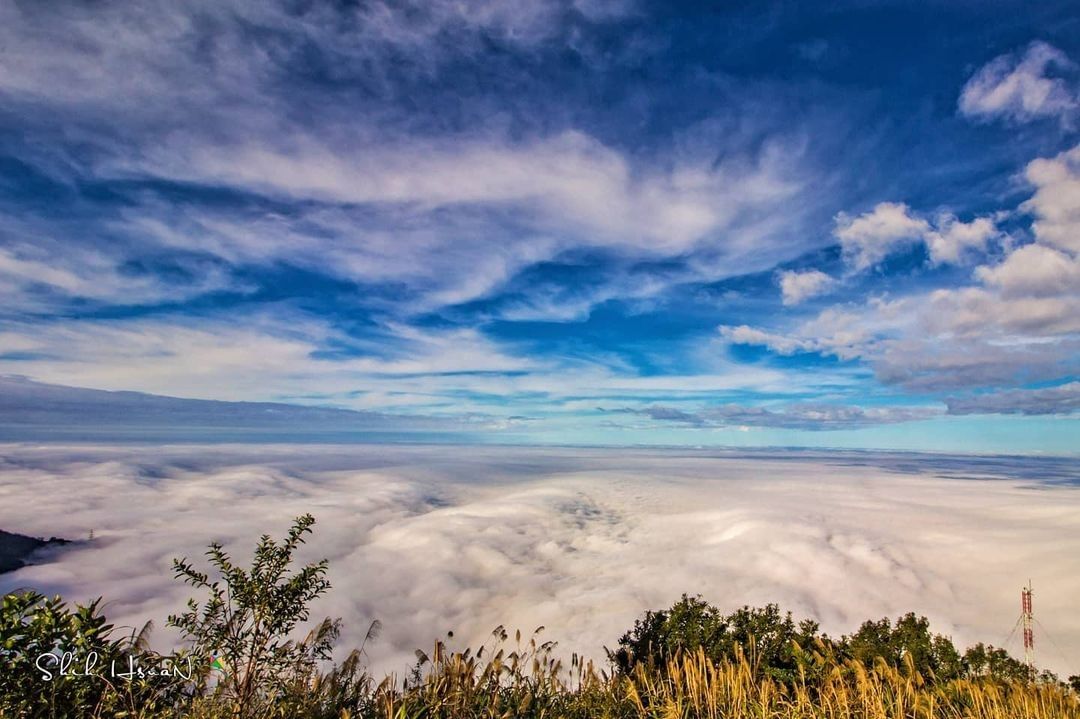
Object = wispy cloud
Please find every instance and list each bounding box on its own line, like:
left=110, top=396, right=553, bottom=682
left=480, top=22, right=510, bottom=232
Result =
left=959, top=41, right=1078, bottom=125
left=0, top=4, right=1077, bottom=447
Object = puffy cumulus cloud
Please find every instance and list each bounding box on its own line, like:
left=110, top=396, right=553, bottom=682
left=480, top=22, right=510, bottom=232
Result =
left=834, top=203, right=1000, bottom=271
left=724, top=290, right=1078, bottom=394
left=777, top=269, right=836, bottom=306
left=907, top=143, right=1080, bottom=356
left=923, top=214, right=1001, bottom=266
left=620, top=402, right=941, bottom=430
left=974, top=244, right=1080, bottom=297
left=959, top=42, right=1078, bottom=125
left=835, top=203, right=929, bottom=272
left=946, top=382, right=1080, bottom=416
left=728, top=143, right=1080, bottom=400
left=0, top=445, right=1078, bottom=677
left=902, top=143, right=1080, bottom=350
left=1023, top=143, right=1080, bottom=254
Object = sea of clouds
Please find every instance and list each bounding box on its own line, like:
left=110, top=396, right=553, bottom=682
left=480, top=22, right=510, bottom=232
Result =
left=1, top=443, right=1078, bottom=677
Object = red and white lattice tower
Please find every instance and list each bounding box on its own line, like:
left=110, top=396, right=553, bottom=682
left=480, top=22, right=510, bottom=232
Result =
left=1021, top=581, right=1034, bottom=669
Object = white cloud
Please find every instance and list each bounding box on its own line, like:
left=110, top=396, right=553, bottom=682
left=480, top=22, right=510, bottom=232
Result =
left=0, top=0, right=820, bottom=319
left=975, top=244, right=1080, bottom=297
left=0, top=313, right=540, bottom=406
left=719, top=325, right=813, bottom=355
left=1023, top=143, right=1080, bottom=254
left=834, top=203, right=1000, bottom=271
left=777, top=269, right=836, bottom=305
left=959, top=42, right=1078, bottom=125
left=1, top=309, right=851, bottom=421
left=924, top=214, right=1000, bottom=266
left=924, top=286, right=1080, bottom=336
left=724, top=282, right=1078, bottom=393
left=729, top=143, right=1080, bottom=396
left=138, top=131, right=801, bottom=259
left=0, top=212, right=238, bottom=311
left=1, top=445, right=1078, bottom=678
left=721, top=307, right=875, bottom=361
left=0, top=0, right=633, bottom=110
left=834, top=202, right=930, bottom=271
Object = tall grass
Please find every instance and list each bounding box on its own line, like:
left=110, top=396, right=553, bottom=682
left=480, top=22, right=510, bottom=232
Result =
left=364, top=631, right=1079, bottom=719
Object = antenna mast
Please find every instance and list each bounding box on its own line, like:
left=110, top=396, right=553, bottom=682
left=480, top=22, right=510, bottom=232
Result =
left=1021, top=581, right=1034, bottom=670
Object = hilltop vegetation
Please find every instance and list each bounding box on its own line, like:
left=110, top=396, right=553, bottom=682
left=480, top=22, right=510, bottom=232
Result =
left=2, top=515, right=1078, bottom=719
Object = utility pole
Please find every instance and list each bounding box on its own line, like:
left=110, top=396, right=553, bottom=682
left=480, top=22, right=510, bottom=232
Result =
left=1021, top=581, right=1034, bottom=671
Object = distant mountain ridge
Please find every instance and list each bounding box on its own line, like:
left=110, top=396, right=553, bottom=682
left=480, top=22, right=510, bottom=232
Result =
left=0, top=528, right=70, bottom=574
left=0, top=376, right=467, bottom=441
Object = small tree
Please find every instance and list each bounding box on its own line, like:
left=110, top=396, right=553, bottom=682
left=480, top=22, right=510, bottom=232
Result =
left=609, top=595, right=824, bottom=683
left=168, top=513, right=339, bottom=718
left=961, top=642, right=1032, bottom=682
left=841, top=613, right=962, bottom=681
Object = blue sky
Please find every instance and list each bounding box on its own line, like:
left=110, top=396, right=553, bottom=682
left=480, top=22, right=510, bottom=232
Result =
left=0, top=0, right=1078, bottom=452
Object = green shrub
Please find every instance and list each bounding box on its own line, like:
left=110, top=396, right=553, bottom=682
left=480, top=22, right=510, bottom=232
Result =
left=0, top=591, right=186, bottom=718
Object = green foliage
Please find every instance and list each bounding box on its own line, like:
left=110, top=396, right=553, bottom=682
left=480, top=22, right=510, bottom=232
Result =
left=609, top=595, right=1070, bottom=690
left=0, top=590, right=186, bottom=718
left=842, top=612, right=962, bottom=681
left=960, top=641, right=1033, bottom=683
left=167, top=513, right=346, bottom=719
left=608, top=594, right=823, bottom=683
left=0, top=591, right=118, bottom=718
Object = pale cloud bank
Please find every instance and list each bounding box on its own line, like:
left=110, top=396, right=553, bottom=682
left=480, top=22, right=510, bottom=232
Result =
left=1, top=444, right=1078, bottom=677
left=619, top=402, right=941, bottom=430
left=946, top=382, right=1080, bottom=416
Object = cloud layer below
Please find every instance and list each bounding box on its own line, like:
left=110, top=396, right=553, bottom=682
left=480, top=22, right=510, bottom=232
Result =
left=2, top=444, right=1078, bottom=677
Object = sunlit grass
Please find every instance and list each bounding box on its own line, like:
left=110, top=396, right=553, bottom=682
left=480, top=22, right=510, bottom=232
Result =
left=367, top=630, right=1080, bottom=719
